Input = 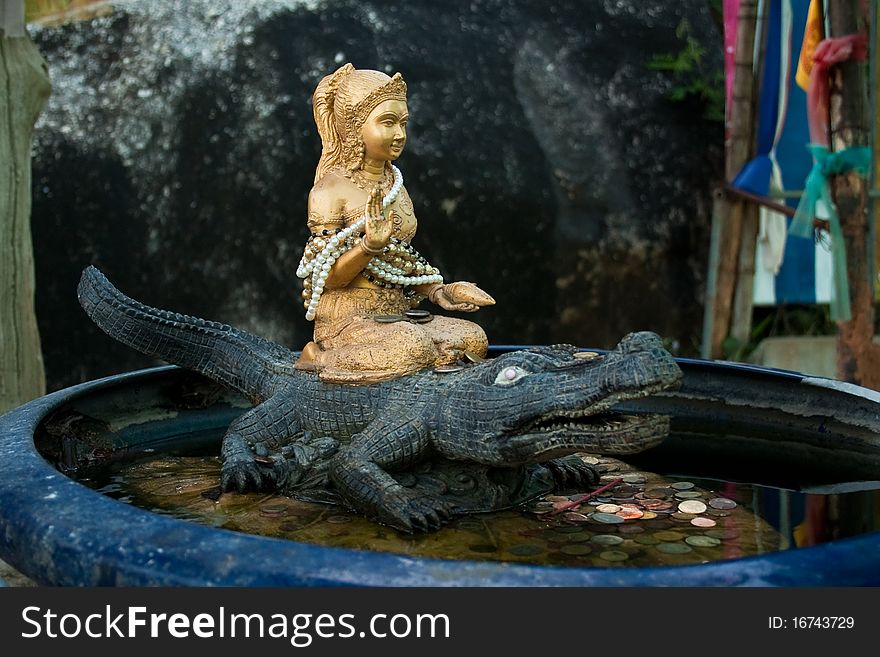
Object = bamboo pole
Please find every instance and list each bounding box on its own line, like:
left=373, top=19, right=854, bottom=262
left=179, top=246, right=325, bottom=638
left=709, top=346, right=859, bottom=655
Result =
left=707, top=0, right=760, bottom=359
left=0, top=27, right=49, bottom=413
left=826, top=0, right=879, bottom=387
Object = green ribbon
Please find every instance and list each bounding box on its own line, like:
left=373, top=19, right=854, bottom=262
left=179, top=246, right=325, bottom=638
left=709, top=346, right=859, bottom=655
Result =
left=788, top=144, right=872, bottom=322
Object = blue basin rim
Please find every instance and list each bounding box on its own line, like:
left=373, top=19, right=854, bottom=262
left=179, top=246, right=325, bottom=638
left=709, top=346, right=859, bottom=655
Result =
left=1, top=356, right=879, bottom=586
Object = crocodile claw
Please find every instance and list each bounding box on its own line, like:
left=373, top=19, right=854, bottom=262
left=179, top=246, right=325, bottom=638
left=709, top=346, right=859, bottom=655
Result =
left=379, top=489, right=453, bottom=533
left=546, top=456, right=600, bottom=489
left=221, top=453, right=270, bottom=493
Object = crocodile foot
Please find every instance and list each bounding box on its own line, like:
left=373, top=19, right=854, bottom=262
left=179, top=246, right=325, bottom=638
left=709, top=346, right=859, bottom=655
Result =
left=220, top=433, right=273, bottom=493
left=546, top=456, right=600, bottom=490
left=377, top=487, right=454, bottom=533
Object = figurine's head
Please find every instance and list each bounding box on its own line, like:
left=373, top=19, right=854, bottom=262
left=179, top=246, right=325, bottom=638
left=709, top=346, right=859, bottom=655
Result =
left=312, top=64, right=408, bottom=182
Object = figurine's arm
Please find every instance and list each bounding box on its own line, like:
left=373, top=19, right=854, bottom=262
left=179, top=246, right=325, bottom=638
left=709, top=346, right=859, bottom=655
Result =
left=415, top=282, right=495, bottom=312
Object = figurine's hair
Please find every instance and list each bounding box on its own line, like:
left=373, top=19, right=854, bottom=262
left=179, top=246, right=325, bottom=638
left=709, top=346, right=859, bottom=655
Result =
left=313, top=64, right=407, bottom=183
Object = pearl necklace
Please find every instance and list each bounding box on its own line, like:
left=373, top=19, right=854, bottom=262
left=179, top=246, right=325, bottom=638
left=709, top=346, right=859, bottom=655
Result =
left=296, top=165, right=443, bottom=321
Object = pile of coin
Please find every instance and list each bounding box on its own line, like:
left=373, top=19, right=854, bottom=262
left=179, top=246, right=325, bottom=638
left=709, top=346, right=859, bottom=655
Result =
left=516, top=465, right=743, bottom=566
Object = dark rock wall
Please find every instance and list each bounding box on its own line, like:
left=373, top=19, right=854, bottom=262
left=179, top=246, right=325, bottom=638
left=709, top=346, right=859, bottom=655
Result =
left=30, top=0, right=722, bottom=391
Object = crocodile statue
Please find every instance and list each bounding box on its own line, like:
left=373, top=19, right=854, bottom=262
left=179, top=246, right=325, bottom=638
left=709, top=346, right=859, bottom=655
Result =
left=78, top=266, right=682, bottom=532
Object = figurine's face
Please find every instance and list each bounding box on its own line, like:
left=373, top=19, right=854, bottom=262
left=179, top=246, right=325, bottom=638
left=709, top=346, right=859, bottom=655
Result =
left=361, top=99, right=408, bottom=162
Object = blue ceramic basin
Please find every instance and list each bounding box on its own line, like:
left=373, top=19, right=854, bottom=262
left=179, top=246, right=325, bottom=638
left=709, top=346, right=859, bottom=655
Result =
left=1, top=350, right=879, bottom=586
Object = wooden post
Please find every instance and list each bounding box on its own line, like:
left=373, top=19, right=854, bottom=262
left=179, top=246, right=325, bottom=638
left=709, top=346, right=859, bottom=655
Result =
left=0, top=25, right=49, bottom=413
left=826, top=0, right=880, bottom=388
left=708, top=0, right=759, bottom=358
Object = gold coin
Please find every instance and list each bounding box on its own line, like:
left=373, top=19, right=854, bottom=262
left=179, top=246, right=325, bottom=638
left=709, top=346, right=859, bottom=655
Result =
left=654, top=530, right=685, bottom=542
left=639, top=511, right=658, bottom=520
left=464, top=351, right=485, bottom=363
left=678, top=500, right=708, bottom=514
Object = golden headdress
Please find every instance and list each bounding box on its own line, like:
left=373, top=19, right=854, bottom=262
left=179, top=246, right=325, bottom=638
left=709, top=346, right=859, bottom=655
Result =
left=312, top=64, right=407, bottom=183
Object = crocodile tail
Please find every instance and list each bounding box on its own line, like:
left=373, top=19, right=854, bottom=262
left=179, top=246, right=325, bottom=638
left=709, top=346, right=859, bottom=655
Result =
left=77, top=266, right=297, bottom=402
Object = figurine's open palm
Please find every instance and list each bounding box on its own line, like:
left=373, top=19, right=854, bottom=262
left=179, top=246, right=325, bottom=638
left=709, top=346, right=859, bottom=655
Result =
left=364, top=186, right=393, bottom=250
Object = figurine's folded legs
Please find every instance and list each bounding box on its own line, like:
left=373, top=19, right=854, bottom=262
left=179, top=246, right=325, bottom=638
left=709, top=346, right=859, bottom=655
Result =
left=419, top=316, right=488, bottom=365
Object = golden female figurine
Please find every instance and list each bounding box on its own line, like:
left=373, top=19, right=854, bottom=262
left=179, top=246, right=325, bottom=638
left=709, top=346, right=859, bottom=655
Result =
left=295, top=64, right=494, bottom=383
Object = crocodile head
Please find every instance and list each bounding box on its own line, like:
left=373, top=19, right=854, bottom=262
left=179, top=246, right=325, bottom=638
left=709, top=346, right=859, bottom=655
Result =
left=434, top=331, right=682, bottom=465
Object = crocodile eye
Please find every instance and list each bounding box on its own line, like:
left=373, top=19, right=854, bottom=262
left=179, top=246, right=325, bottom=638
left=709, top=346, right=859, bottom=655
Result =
left=494, top=366, right=529, bottom=385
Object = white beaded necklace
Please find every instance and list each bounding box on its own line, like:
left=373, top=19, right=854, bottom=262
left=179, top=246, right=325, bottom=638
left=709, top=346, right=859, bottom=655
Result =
left=296, top=165, right=443, bottom=321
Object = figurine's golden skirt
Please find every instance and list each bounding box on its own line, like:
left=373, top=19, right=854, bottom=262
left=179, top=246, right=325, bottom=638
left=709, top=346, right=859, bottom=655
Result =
left=308, top=288, right=487, bottom=383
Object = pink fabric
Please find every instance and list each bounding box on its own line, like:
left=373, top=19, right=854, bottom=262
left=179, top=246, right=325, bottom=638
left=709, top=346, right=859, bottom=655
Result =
left=806, top=33, right=868, bottom=146
left=724, top=0, right=741, bottom=131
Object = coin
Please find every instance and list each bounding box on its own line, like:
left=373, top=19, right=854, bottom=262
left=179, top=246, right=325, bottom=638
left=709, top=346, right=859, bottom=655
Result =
left=563, top=512, right=590, bottom=523
left=670, top=481, right=695, bottom=490
left=690, top=517, right=717, bottom=528
left=591, top=534, right=625, bottom=546
left=654, top=530, right=685, bottom=541
left=617, top=508, right=644, bottom=520
left=709, top=497, right=738, bottom=510
left=685, top=535, right=721, bottom=548
left=527, top=501, right=554, bottom=514
left=671, top=512, right=696, bottom=521
left=326, top=514, right=353, bottom=524
left=409, top=316, right=434, bottom=324
left=641, top=499, right=665, bottom=508
left=433, top=365, right=464, bottom=373
left=707, top=509, right=731, bottom=518
left=463, top=350, right=485, bottom=363
left=508, top=543, right=543, bottom=556
left=634, top=534, right=660, bottom=545
left=674, top=491, right=703, bottom=499
left=639, top=511, right=658, bottom=520
left=259, top=504, right=287, bottom=517
left=617, top=524, right=645, bottom=534
left=405, top=309, right=431, bottom=319
left=573, top=351, right=600, bottom=360
left=553, top=525, right=584, bottom=535
left=648, top=501, right=673, bottom=511
left=591, top=512, right=625, bottom=524
left=613, top=485, right=640, bottom=498
left=373, top=314, right=405, bottom=323
left=656, top=542, right=693, bottom=555
left=678, top=500, right=708, bottom=514
left=621, top=474, right=647, bottom=484
left=645, top=487, right=673, bottom=499
left=596, top=504, right=621, bottom=514
left=642, top=518, right=673, bottom=529
left=580, top=455, right=600, bottom=465
left=560, top=544, right=593, bottom=556
left=564, top=532, right=593, bottom=543
left=599, top=550, right=629, bottom=562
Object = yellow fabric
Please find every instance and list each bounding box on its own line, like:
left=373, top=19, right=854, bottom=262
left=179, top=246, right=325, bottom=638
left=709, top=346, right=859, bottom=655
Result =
left=795, top=0, right=824, bottom=91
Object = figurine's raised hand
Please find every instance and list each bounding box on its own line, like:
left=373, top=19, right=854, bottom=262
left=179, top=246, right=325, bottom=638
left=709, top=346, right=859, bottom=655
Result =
left=363, top=185, right=394, bottom=252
